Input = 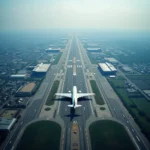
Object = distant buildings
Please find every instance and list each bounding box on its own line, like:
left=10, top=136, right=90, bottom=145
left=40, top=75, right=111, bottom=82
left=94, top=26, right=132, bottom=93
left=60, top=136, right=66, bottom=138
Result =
left=45, top=48, right=61, bottom=53
left=10, top=74, right=27, bottom=79
left=98, top=62, right=117, bottom=75
left=86, top=48, right=102, bottom=52
left=121, top=66, right=132, bottom=72
left=104, top=57, right=118, bottom=64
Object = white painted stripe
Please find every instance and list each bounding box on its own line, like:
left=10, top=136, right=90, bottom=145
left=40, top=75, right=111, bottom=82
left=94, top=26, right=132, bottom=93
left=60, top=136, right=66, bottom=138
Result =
left=136, top=136, right=140, bottom=142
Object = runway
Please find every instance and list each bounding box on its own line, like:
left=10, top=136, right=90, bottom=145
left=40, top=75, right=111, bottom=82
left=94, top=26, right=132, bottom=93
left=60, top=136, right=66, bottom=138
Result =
left=58, top=37, right=93, bottom=150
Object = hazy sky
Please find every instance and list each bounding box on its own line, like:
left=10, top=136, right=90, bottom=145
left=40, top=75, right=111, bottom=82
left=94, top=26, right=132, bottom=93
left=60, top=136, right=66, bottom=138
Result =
left=0, top=0, right=150, bottom=31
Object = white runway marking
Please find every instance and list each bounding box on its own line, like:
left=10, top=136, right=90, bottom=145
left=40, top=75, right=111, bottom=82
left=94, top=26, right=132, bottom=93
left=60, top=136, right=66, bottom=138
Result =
left=136, top=136, right=140, bottom=142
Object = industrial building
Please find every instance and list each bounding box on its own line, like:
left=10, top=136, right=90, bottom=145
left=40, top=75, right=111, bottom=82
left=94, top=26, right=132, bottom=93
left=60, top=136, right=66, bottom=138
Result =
left=0, top=118, right=16, bottom=141
left=98, top=62, right=117, bottom=75
left=86, top=48, right=102, bottom=52
left=32, top=63, right=50, bottom=76
left=104, top=57, right=118, bottom=64
left=10, top=74, right=27, bottom=79
left=0, top=118, right=16, bottom=130
left=45, top=48, right=61, bottom=53
left=121, top=66, right=132, bottom=72
left=16, top=82, right=36, bottom=96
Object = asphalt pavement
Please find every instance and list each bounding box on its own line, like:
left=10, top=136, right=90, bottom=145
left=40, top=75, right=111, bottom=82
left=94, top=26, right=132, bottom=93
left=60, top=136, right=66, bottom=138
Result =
left=58, top=37, right=93, bottom=150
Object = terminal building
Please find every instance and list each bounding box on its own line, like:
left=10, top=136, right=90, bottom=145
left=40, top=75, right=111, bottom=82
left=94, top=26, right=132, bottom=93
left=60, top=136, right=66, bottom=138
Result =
left=98, top=62, right=117, bottom=75
left=45, top=48, right=61, bottom=53
left=86, top=48, right=102, bottom=52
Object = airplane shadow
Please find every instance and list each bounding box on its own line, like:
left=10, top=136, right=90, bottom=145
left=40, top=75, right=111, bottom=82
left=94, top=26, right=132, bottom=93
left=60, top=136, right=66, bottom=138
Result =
left=65, top=108, right=81, bottom=122
left=54, top=97, right=71, bottom=102
left=78, top=97, right=92, bottom=101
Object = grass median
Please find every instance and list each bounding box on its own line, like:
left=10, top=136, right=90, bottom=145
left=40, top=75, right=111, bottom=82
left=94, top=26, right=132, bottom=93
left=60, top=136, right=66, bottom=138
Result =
left=52, top=52, right=62, bottom=65
left=90, top=80, right=105, bottom=105
left=16, top=120, right=61, bottom=150
left=45, top=80, right=60, bottom=106
left=89, top=120, right=136, bottom=150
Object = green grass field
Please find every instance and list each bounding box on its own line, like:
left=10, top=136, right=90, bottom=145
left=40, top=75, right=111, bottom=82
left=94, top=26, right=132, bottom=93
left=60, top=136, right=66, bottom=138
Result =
left=16, top=121, right=61, bottom=150
left=45, top=80, right=60, bottom=106
left=87, top=53, right=97, bottom=64
left=52, top=52, right=62, bottom=65
left=89, top=120, right=136, bottom=150
left=90, top=80, right=105, bottom=105
left=108, top=77, right=150, bottom=141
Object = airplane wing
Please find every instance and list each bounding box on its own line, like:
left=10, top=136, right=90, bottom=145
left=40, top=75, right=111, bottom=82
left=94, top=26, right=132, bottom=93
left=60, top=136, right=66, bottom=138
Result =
left=55, top=93, right=71, bottom=98
left=77, top=93, right=95, bottom=98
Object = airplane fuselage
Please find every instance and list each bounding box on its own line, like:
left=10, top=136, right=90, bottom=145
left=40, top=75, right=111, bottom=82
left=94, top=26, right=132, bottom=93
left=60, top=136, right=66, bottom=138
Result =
left=72, top=86, right=78, bottom=108
left=55, top=86, right=95, bottom=109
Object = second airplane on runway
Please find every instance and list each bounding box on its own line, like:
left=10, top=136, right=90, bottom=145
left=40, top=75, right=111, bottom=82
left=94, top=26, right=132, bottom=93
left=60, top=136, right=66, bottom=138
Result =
left=55, top=86, right=95, bottom=109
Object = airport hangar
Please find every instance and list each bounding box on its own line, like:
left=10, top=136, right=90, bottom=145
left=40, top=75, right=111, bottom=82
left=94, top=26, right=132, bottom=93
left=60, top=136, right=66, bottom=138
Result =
left=98, top=62, right=117, bottom=75
left=86, top=48, right=102, bottom=52
left=32, top=63, right=51, bottom=76
left=16, top=82, right=36, bottom=97
left=0, top=117, right=16, bottom=141
left=45, top=48, right=61, bottom=53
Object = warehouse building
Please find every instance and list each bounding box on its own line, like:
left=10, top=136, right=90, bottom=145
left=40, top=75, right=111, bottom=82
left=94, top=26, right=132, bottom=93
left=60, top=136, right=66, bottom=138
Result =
left=16, top=82, right=36, bottom=97
left=32, top=63, right=50, bottom=76
left=98, top=62, right=117, bottom=75
left=0, top=118, right=16, bottom=131
left=45, top=48, right=61, bottom=53
left=86, top=48, right=102, bottom=52
left=121, top=66, right=132, bottom=72
left=104, top=57, right=118, bottom=64
left=0, top=117, right=16, bottom=141
left=10, top=74, right=27, bottom=79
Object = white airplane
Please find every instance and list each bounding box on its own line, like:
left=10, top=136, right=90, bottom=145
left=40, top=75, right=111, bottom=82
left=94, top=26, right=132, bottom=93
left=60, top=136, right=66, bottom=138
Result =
left=55, top=86, right=95, bottom=109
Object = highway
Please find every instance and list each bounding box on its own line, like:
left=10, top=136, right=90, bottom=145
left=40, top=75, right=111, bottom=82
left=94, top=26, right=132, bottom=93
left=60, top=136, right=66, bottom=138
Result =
left=2, top=40, right=72, bottom=150
left=77, top=38, right=150, bottom=150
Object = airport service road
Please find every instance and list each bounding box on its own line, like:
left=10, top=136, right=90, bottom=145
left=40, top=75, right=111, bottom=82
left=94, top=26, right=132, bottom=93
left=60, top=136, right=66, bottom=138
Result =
left=58, top=38, right=93, bottom=150
left=77, top=39, right=150, bottom=150
left=3, top=40, right=71, bottom=150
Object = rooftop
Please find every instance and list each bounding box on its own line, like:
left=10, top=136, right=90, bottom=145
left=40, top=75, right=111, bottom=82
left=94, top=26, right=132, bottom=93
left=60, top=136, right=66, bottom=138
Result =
left=98, top=63, right=111, bottom=72
left=45, top=48, right=61, bottom=51
left=10, top=74, right=26, bottom=78
left=105, top=57, right=118, bottom=63
left=98, top=62, right=117, bottom=72
left=19, top=82, right=36, bottom=93
left=87, top=48, right=101, bottom=51
left=0, top=117, right=16, bottom=130
left=33, top=63, right=50, bottom=72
